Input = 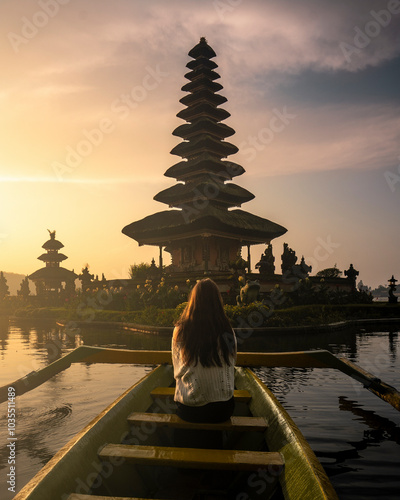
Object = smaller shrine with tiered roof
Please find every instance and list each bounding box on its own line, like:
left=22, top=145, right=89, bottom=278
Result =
left=28, top=230, right=77, bottom=295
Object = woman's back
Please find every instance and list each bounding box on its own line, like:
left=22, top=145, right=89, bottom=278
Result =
left=172, top=279, right=237, bottom=422
left=172, top=330, right=236, bottom=406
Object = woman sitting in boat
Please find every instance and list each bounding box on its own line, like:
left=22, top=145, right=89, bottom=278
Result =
left=172, top=278, right=237, bottom=423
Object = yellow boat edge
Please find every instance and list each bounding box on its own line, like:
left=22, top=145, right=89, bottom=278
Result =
left=235, top=367, right=339, bottom=500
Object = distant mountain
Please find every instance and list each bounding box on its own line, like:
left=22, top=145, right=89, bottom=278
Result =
left=0, top=272, right=35, bottom=295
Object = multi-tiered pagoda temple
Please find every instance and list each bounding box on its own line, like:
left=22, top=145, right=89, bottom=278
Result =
left=122, top=38, right=286, bottom=274
left=28, top=230, right=77, bottom=294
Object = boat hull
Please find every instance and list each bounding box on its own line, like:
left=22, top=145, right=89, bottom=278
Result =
left=235, top=367, right=338, bottom=500
left=15, top=364, right=338, bottom=500
left=14, top=365, right=173, bottom=500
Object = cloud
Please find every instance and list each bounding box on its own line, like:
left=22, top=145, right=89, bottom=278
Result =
left=3, top=1, right=399, bottom=92
left=233, top=101, right=400, bottom=177
left=1, top=0, right=399, bottom=182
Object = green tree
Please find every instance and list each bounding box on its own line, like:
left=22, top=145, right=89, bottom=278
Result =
left=316, top=264, right=342, bottom=279
left=17, top=276, right=31, bottom=299
left=129, top=262, right=152, bottom=280
left=0, top=272, right=9, bottom=299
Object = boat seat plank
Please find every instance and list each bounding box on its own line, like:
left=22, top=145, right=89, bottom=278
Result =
left=67, top=495, right=161, bottom=500
left=150, top=387, right=252, bottom=402
left=99, top=444, right=284, bottom=471
left=127, top=412, right=268, bottom=431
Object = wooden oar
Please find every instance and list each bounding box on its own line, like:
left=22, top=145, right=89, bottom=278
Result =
left=1, top=347, right=399, bottom=411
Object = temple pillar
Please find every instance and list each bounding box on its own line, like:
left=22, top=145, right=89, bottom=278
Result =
left=159, top=246, right=163, bottom=272
left=247, top=244, right=251, bottom=273
left=202, top=237, right=210, bottom=272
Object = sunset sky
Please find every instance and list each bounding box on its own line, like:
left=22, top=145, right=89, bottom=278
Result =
left=1, top=0, right=399, bottom=289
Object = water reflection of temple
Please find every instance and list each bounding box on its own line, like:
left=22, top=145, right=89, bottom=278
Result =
left=0, top=320, right=8, bottom=359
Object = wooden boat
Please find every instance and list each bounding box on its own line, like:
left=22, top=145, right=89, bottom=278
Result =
left=15, top=362, right=339, bottom=500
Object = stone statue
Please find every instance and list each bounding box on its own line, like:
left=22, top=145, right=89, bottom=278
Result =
left=281, top=243, right=297, bottom=274
left=148, top=258, right=159, bottom=278
left=388, top=275, right=398, bottom=304
left=79, top=265, right=94, bottom=291
left=255, top=244, right=275, bottom=276
left=237, top=280, right=261, bottom=305
left=291, top=256, right=312, bottom=278
left=230, top=248, right=248, bottom=272
left=344, top=264, right=359, bottom=291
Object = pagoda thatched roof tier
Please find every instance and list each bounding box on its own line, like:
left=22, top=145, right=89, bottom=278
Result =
left=173, top=119, right=235, bottom=140
left=164, top=155, right=245, bottom=181
left=42, top=238, right=64, bottom=250
left=38, top=252, right=68, bottom=263
left=181, top=78, right=223, bottom=93
left=153, top=179, right=254, bottom=208
left=176, top=102, right=230, bottom=122
left=122, top=205, right=287, bottom=247
left=170, top=135, right=238, bottom=159
left=179, top=90, right=227, bottom=108
left=184, top=68, right=220, bottom=82
left=28, top=267, right=78, bottom=281
left=186, top=57, right=218, bottom=71
left=188, top=37, right=217, bottom=59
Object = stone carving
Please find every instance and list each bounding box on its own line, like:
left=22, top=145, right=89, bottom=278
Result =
left=281, top=243, right=297, bottom=274
left=255, top=244, right=275, bottom=277
left=344, top=264, right=359, bottom=290
left=388, top=275, right=398, bottom=304
left=291, top=256, right=312, bottom=278
left=237, top=279, right=261, bottom=305
left=79, top=265, right=94, bottom=291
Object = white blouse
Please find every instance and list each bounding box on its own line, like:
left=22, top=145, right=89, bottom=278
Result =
left=172, top=333, right=237, bottom=407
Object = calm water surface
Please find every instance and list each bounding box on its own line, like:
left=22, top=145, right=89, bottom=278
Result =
left=0, top=319, right=399, bottom=499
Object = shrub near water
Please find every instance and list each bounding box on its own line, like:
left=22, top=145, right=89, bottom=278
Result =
left=13, top=306, right=66, bottom=319
left=225, top=302, right=270, bottom=327
left=72, top=307, right=177, bottom=327
left=223, top=303, right=378, bottom=328
left=12, top=296, right=399, bottom=328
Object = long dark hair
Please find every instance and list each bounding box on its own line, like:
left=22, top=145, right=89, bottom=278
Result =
left=175, top=278, right=235, bottom=367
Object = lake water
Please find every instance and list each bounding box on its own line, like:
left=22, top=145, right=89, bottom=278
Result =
left=0, top=319, right=399, bottom=499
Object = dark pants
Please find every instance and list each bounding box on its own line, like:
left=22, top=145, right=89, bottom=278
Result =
left=176, top=397, right=235, bottom=423
left=174, top=397, right=234, bottom=449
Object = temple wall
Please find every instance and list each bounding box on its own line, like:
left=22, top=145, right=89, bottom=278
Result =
left=166, top=236, right=243, bottom=272
left=193, top=240, right=203, bottom=267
